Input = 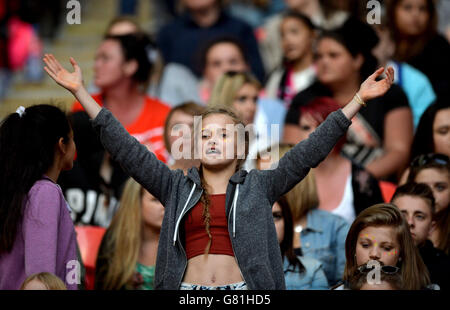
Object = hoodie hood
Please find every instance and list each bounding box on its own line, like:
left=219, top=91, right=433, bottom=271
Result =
left=186, top=166, right=248, bottom=186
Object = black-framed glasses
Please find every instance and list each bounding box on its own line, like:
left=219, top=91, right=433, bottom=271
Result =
left=224, top=70, right=241, bottom=77
left=357, top=264, right=399, bottom=274
left=411, top=153, right=449, bottom=168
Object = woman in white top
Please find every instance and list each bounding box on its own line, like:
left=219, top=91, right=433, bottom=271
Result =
left=265, top=11, right=317, bottom=108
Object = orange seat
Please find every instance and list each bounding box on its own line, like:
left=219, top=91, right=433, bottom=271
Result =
left=379, top=181, right=397, bottom=203
left=75, top=225, right=106, bottom=290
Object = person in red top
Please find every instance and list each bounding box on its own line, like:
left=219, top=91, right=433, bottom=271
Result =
left=58, top=32, right=170, bottom=228
left=72, top=94, right=170, bottom=163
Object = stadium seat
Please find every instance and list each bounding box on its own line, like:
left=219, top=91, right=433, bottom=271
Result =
left=75, top=225, right=106, bottom=290
left=379, top=181, right=397, bottom=203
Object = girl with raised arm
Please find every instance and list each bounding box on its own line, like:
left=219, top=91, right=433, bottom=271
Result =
left=43, top=54, right=394, bottom=290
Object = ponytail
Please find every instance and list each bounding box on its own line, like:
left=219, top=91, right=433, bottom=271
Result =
left=0, top=104, right=71, bottom=253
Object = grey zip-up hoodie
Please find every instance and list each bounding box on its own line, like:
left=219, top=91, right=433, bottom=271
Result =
left=91, top=107, right=352, bottom=290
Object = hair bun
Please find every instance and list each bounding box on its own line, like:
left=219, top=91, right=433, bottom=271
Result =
left=337, top=16, right=380, bottom=54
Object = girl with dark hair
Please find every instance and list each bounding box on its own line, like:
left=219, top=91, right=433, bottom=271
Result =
left=260, top=0, right=350, bottom=73
left=387, top=0, right=450, bottom=98
left=407, top=153, right=450, bottom=256
left=157, top=0, right=265, bottom=83
left=410, top=99, right=450, bottom=161
left=265, top=11, right=316, bottom=107
left=159, top=36, right=250, bottom=106
left=71, top=32, right=169, bottom=160
left=284, top=17, right=413, bottom=181
left=60, top=32, right=171, bottom=228
left=272, top=196, right=328, bottom=290
left=0, top=104, right=79, bottom=290
left=399, top=99, right=450, bottom=183
left=44, top=52, right=394, bottom=289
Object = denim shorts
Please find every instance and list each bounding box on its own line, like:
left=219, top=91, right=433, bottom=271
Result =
left=180, top=281, right=248, bottom=290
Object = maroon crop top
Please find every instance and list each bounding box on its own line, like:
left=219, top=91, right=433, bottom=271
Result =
left=184, top=194, right=234, bottom=259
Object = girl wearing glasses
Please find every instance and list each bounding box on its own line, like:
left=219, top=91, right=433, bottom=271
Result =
left=339, top=203, right=430, bottom=290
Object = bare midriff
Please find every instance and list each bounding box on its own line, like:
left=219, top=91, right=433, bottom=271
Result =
left=182, top=193, right=244, bottom=286
left=183, top=254, right=244, bottom=286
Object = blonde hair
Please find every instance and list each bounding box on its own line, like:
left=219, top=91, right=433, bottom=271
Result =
left=258, top=143, right=319, bottom=221
left=279, top=144, right=319, bottom=221
left=343, top=203, right=430, bottom=290
left=20, top=272, right=67, bottom=290
left=208, top=71, right=261, bottom=111
left=96, top=178, right=143, bottom=290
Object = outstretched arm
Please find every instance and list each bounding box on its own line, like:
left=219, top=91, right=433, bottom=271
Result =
left=261, top=67, right=395, bottom=202
left=43, top=54, right=175, bottom=204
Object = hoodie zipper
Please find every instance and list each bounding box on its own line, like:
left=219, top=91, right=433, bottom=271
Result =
left=175, top=188, right=203, bottom=289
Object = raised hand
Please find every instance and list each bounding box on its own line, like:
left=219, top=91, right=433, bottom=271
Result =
left=358, top=67, right=394, bottom=102
left=44, top=54, right=101, bottom=119
left=43, top=54, right=83, bottom=94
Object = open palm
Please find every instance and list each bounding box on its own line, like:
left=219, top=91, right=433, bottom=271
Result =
left=43, top=54, right=83, bottom=94
left=359, top=67, right=395, bottom=102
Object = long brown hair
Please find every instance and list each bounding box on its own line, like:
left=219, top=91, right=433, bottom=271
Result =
left=193, top=106, right=250, bottom=255
left=343, top=203, right=430, bottom=290
left=95, top=178, right=144, bottom=289
left=276, top=196, right=306, bottom=274
left=433, top=208, right=450, bottom=256
left=387, top=0, right=438, bottom=62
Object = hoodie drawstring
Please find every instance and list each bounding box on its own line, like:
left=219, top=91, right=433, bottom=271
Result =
left=173, top=182, right=240, bottom=246
left=173, top=183, right=196, bottom=246
left=231, top=184, right=239, bottom=238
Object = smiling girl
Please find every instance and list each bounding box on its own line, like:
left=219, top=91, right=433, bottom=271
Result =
left=43, top=53, right=394, bottom=289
